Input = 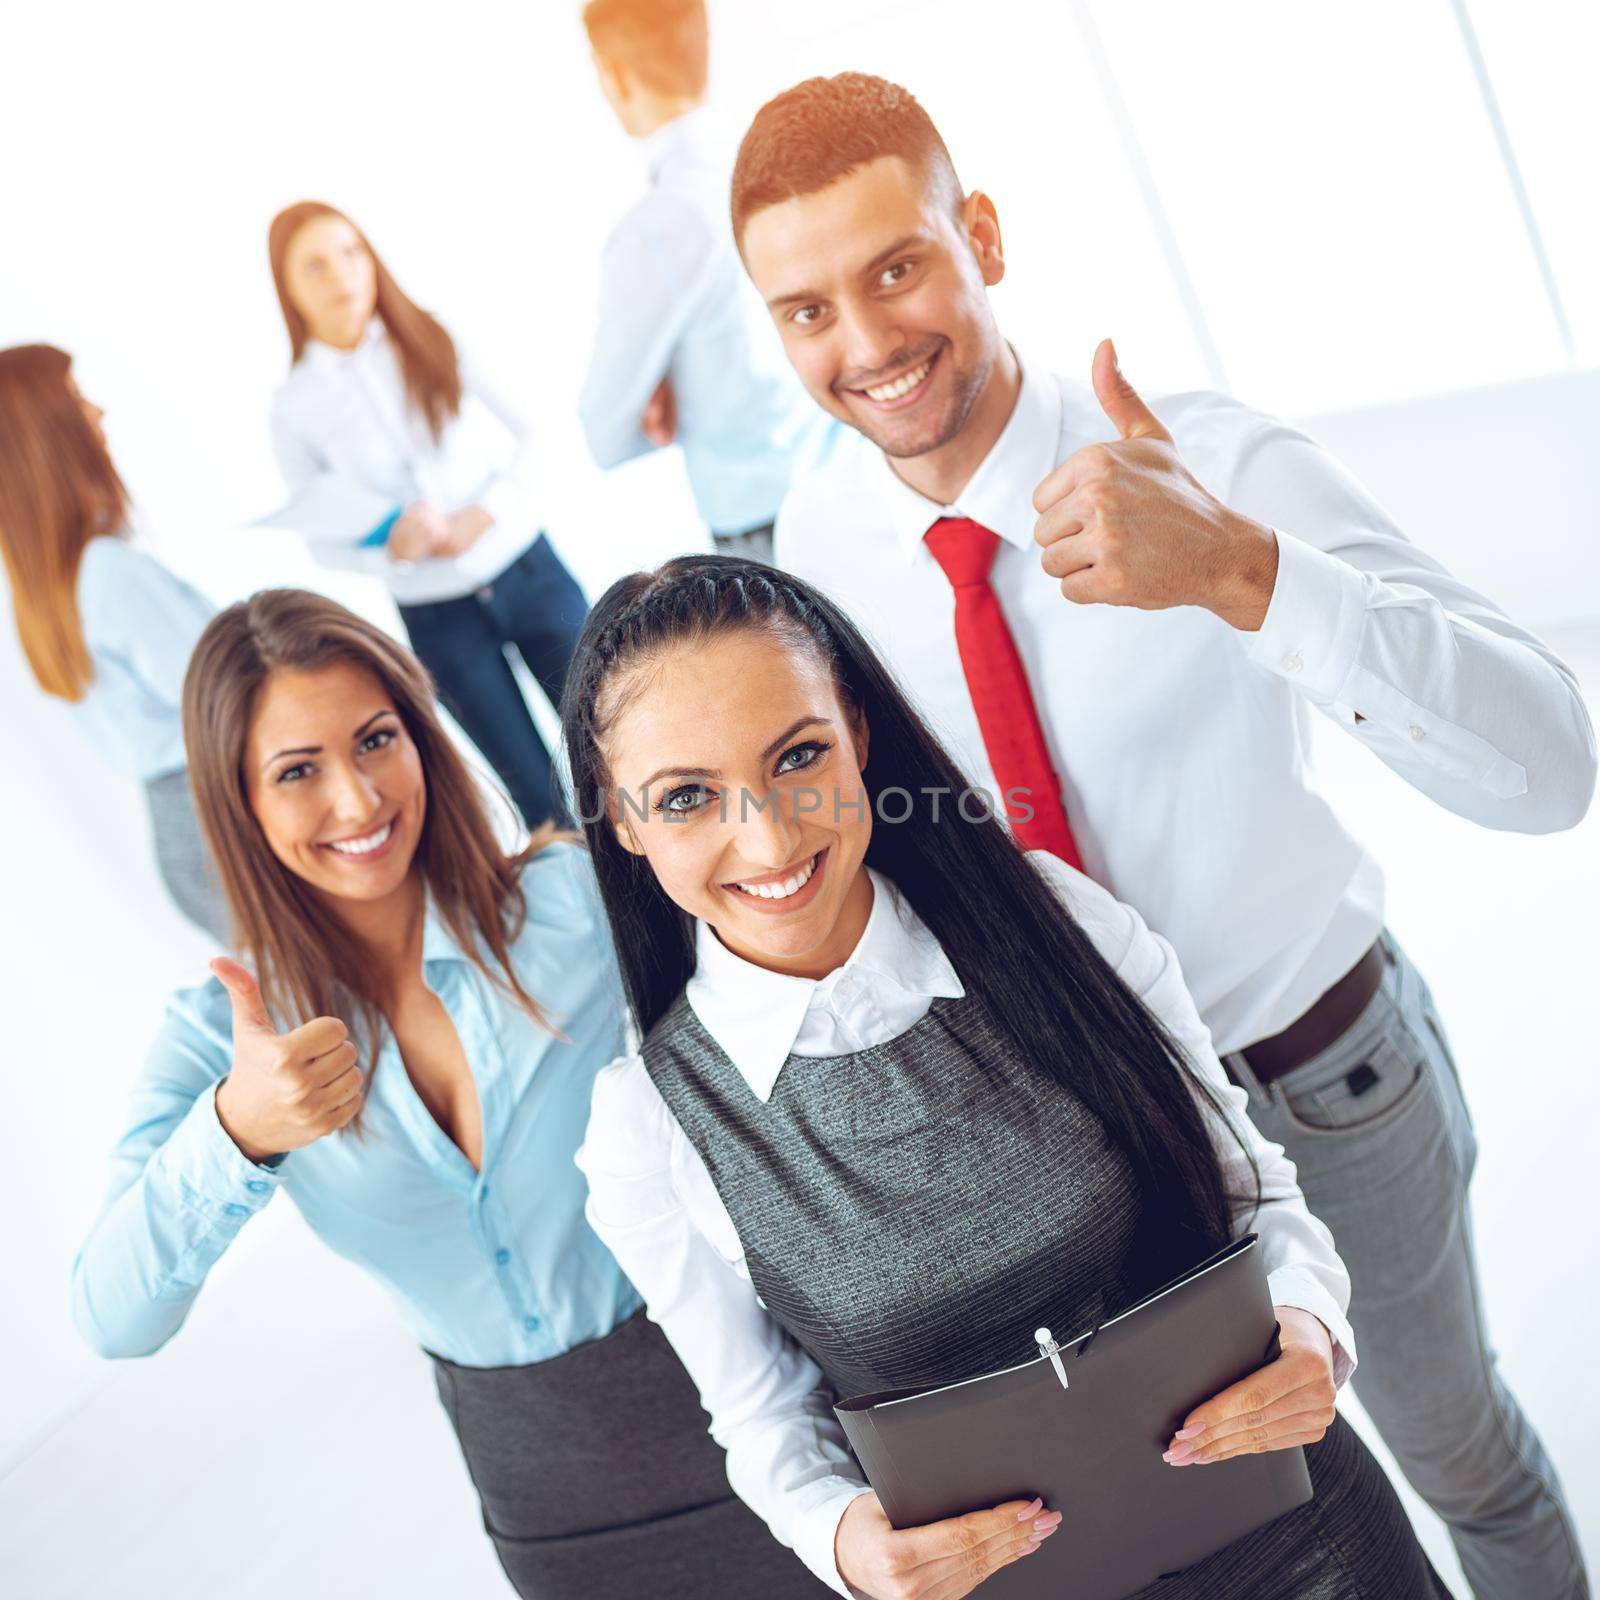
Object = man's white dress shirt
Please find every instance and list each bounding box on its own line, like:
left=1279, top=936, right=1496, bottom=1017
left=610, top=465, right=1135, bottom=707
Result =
left=577, top=852, right=1356, bottom=1596
left=578, top=106, right=834, bottom=537
left=775, top=355, right=1597, bottom=1052
left=266, top=318, right=544, bottom=605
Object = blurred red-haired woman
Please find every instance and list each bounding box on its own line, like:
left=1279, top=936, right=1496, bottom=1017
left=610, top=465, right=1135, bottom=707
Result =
left=262, top=200, right=586, bottom=834
left=0, top=344, right=226, bottom=941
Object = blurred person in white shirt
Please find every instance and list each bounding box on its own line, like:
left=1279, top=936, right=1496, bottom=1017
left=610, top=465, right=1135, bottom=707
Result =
left=578, top=0, right=835, bottom=566
left=263, top=201, right=586, bottom=831
left=734, top=72, right=1594, bottom=1600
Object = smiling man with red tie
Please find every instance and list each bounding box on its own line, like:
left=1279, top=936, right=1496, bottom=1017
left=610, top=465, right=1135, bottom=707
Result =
left=734, top=71, right=1595, bottom=1600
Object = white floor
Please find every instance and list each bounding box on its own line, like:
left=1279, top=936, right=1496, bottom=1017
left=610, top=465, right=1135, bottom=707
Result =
left=2, top=629, right=1595, bottom=1600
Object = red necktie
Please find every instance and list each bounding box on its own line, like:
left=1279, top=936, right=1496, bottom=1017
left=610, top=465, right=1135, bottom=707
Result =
left=923, top=516, right=1084, bottom=870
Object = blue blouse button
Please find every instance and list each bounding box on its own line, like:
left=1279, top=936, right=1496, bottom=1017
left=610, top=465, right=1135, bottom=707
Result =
left=223, top=1203, right=250, bottom=1218
left=245, top=1181, right=269, bottom=1194
left=523, top=1315, right=541, bottom=1333
left=496, top=1248, right=511, bottom=1266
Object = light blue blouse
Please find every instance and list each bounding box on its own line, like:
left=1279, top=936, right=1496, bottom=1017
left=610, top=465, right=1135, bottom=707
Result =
left=71, top=535, right=217, bottom=781
left=70, top=842, right=642, bottom=1368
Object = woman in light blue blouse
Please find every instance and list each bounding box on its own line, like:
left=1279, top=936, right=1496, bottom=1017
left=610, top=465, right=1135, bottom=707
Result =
left=0, top=344, right=226, bottom=942
left=69, top=588, right=827, bottom=1600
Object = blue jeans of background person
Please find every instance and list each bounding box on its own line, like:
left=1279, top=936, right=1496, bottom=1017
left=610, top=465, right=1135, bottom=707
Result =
left=1224, top=933, right=1590, bottom=1600
left=398, top=534, right=586, bottom=831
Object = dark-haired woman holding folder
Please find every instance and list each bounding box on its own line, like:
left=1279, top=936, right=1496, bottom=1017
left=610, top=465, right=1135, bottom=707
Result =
left=570, top=557, right=1444, bottom=1599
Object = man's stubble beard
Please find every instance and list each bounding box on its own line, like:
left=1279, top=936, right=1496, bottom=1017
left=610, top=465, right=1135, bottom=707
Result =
left=862, top=339, right=996, bottom=462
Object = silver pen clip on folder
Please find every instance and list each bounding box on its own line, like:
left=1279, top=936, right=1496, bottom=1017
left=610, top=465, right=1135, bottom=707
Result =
left=1034, top=1327, right=1069, bottom=1389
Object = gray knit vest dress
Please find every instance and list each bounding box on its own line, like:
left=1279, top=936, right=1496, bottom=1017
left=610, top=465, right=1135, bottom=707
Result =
left=642, top=986, right=1445, bottom=1599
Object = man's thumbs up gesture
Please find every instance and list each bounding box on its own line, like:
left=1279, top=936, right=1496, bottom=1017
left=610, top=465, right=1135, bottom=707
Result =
left=1032, top=340, right=1279, bottom=631
left=211, top=957, right=365, bottom=1166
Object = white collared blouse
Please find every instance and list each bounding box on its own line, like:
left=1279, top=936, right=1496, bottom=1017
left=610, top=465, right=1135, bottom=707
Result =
left=576, top=851, right=1355, bottom=1596
left=265, top=318, right=544, bottom=605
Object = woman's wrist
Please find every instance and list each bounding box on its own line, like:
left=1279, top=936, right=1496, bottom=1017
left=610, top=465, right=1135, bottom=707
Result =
left=1276, top=1304, right=1333, bottom=1358
left=834, top=1489, right=876, bottom=1582
left=214, top=1077, right=276, bottom=1166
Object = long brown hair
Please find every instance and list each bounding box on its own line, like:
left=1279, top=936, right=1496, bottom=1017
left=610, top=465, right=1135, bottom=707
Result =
left=267, top=201, right=463, bottom=440
left=0, top=345, right=131, bottom=701
left=184, top=589, right=559, bottom=1110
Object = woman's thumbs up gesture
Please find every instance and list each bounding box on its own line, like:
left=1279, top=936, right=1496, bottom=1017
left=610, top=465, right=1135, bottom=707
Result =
left=1031, top=338, right=1280, bottom=631
left=210, top=957, right=365, bottom=1165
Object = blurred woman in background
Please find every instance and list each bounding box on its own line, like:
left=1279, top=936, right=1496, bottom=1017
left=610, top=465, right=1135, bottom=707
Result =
left=0, top=343, right=226, bottom=942
left=263, top=200, right=586, bottom=831
left=69, top=587, right=829, bottom=1600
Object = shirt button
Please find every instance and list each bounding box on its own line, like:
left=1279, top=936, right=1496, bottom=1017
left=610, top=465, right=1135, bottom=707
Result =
left=1280, top=653, right=1303, bottom=675
left=223, top=1203, right=250, bottom=1218
left=523, top=1315, right=541, bottom=1333
left=480, top=1185, right=491, bottom=1202
left=245, top=1180, right=269, bottom=1194
left=496, top=1248, right=511, bottom=1266
left=1409, top=724, right=1426, bottom=741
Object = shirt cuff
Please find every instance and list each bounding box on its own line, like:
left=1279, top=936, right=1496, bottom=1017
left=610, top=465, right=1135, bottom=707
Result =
left=1248, top=529, right=1368, bottom=704
left=1267, top=1266, right=1357, bottom=1390
left=152, top=1082, right=289, bottom=1222
left=360, top=507, right=402, bottom=548
left=792, top=1480, right=875, bottom=1598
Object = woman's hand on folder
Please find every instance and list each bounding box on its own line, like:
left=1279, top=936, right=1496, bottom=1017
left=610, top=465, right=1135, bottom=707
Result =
left=835, top=1489, right=1060, bottom=1599
left=1161, top=1307, right=1338, bottom=1467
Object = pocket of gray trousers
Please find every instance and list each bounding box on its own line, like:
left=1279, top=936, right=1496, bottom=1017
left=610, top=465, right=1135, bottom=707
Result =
left=1278, top=1024, right=1430, bottom=1136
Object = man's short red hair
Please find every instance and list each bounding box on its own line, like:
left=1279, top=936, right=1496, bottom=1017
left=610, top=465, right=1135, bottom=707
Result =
left=582, top=0, right=708, bottom=99
left=731, top=73, right=964, bottom=246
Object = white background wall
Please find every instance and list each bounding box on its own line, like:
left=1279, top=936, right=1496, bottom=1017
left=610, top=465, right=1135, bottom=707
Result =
left=2, top=1, right=1596, bottom=1595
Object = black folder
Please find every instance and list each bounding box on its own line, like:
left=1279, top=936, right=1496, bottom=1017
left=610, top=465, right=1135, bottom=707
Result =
left=833, top=1235, right=1313, bottom=1600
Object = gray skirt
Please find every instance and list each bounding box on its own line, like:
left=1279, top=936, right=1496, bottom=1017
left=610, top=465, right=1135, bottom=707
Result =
left=144, top=767, right=229, bottom=945
left=430, top=1311, right=832, bottom=1599
left=1129, top=1414, right=1449, bottom=1599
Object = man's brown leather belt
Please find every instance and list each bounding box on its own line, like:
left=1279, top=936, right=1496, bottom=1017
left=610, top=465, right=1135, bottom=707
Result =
left=1237, top=940, right=1386, bottom=1086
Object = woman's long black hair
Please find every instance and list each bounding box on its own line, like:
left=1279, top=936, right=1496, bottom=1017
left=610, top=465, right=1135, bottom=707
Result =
left=561, top=555, right=1256, bottom=1297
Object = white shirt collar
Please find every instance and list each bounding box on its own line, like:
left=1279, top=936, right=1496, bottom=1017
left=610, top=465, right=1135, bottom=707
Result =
left=643, top=103, right=720, bottom=182
left=874, top=348, right=1064, bottom=565
left=302, top=315, right=385, bottom=371
left=684, top=866, right=966, bottom=1102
